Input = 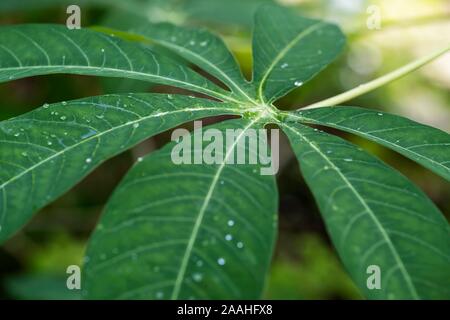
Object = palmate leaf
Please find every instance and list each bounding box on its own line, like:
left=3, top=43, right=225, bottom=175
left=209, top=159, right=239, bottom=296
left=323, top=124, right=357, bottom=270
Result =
left=130, top=22, right=256, bottom=103
left=83, top=118, right=278, bottom=299
left=0, top=24, right=236, bottom=103
left=252, top=4, right=345, bottom=103
left=0, top=94, right=242, bottom=243
left=281, top=122, right=450, bottom=299
left=290, top=107, right=450, bottom=181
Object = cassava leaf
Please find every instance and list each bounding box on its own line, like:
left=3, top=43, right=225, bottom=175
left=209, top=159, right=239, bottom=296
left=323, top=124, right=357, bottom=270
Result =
left=291, top=107, right=450, bottom=181
left=252, top=4, right=345, bottom=103
left=281, top=122, right=450, bottom=299
left=0, top=94, right=242, bottom=243
left=130, top=23, right=255, bottom=103
left=0, top=24, right=235, bottom=102
left=84, top=118, right=278, bottom=299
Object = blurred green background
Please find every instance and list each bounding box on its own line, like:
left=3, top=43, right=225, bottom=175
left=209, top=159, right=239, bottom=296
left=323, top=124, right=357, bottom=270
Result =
left=0, top=0, right=449, bottom=300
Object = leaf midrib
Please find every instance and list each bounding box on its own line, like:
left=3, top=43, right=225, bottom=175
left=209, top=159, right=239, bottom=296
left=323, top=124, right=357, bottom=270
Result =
left=170, top=115, right=263, bottom=299
left=282, top=122, right=421, bottom=299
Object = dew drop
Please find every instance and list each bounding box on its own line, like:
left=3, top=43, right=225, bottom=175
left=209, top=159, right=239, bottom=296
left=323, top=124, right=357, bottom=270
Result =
left=200, top=41, right=208, bottom=47
left=343, top=158, right=353, bottom=162
left=133, top=123, right=140, bottom=128
left=47, top=141, right=52, bottom=146
left=21, top=152, right=28, bottom=157
left=137, top=157, right=144, bottom=162
left=227, top=220, right=235, bottom=227
left=192, top=273, right=203, bottom=282
left=236, top=242, right=244, bottom=249
left=156, top=291, right=164, bottom=299
left=60, top=116, right=67, bottom=121
left=225, top=234, right=232, bottom=241
left=61, top=101, right=67, bottom=106
left=377, top=112, right=383, bottom=116
left=101, top=48, right=105, bottom=53
left=43, top=103, right=49, bottom=109
left=189, top=40, right=196, bottom=45
left=196, top=260, right=203, bottom=267
left=294, top=81, right=303, bottom=87
left=281, top=63, right=289, bottom=69
left=14, top=133, right=20, bottom=137
left=217, top=258, right=226, bottom=266
left=85, top=157, right=92, bottom=163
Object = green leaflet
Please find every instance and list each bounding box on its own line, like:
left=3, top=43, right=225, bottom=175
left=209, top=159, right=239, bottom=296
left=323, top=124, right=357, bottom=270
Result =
left=0, top=0, right=271, bottom=27
left=290, top=107, right=450, bottom=181
left=84, top=118, right=278, bottom=299
left=0, top=94, right=241, bottom=243
left=130, top=22, right=255, bottom=102
left=281, top=122, right=450, bottom=299
left=252, top=4, right=345, bottom=103
left=0, top=24, right=235, bottom=102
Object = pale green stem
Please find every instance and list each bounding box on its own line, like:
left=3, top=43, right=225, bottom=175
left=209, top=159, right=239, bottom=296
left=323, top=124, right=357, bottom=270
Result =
left=301, top=44, right=450, bottom=110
